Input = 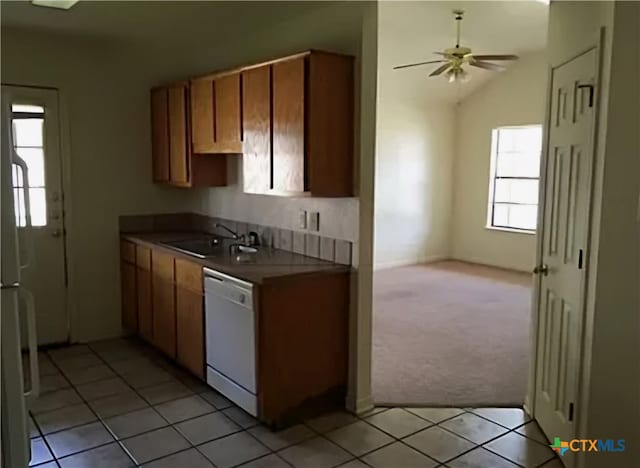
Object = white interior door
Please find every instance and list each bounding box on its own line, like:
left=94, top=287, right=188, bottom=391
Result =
left=534, top=48, right=597, bottom=458
left=2, top=85, right=68, bottom=345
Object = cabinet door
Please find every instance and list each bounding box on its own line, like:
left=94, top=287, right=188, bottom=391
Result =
left=214, top=73, right=242, bottom=153
left=152, top=251, right=176, bottom=357
left=136, top=267, right=153, bottom=342
left=168, top=85, right=190, bottom=185
left=121, top=261, right=137, bottom=333
left=151, top=88, right=170, bottom=182
left=190, top=79, right=215, bottom=153
left=242, top=66, right=271, bottom=194
left=176, top=286, right=204, bottom=378
left=272, top=57, right=305, bottom=193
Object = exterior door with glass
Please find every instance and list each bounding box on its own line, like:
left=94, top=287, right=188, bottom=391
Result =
left=2, top=85, right=68, bottom=345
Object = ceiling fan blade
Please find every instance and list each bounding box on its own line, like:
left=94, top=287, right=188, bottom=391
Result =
left=470, top=61, right=506, bottom=72
left=394, top=60, right=448, bottom=70
left=429, top=63, right=451, bottom=76
left=470, top=54, right=519, bottom=61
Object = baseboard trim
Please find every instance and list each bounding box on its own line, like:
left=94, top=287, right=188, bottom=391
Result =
left=346, top=392, right=374, bottom=415
left=374, top=255, right=449, bottom=271
left=448, top=254, right=532, bottom=274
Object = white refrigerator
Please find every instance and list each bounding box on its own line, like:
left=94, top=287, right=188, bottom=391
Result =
left=1, top=93, right=40, bottom=467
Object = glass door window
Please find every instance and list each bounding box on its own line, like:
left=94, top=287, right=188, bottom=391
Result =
left=11, top=104, right=47, bottom=227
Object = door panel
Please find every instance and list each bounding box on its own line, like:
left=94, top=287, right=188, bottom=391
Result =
left=214, top=74, right=242, bottom=153
left=535, top=49, right=596, bottom=449
left=176, top=286, right=204, bottom=378
left=168, top=85, right=189, bottom=185
left=152, top=251, right=176, bottom=357
left=272, top=58, right=305, bottom=193
left=190, top=79, right=215, bottom=154
left=151, top=88, right=170, bottom=182
left=136, top=267, right=153, bottom=343
left=2, top=85, right=68, bottom=345
left=242, top=66, right=272, bottom=194
left=121, top=261, right=137, bottom=333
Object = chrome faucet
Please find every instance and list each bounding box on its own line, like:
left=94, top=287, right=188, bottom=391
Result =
left=215, top=223, right=239, bottom=240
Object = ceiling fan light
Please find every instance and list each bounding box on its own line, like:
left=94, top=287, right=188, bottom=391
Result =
left=458, top=68, right=470, bottom=83
left=32, top=0, right=79, bottom=10
left=446, top=67, right=470, bottom=83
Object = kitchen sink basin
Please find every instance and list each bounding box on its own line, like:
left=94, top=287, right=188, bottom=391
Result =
left=161, top=237, right=223, bottom=258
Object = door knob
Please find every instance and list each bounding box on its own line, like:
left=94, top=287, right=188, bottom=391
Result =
left=51, top=229, right=62, bottom=238
left=533, top=264, right=549, bottom=276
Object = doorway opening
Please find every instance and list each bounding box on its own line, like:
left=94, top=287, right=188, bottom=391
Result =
left=371, top=5, right=600, bottom=463
left=372, top=2, right=550, bottom=410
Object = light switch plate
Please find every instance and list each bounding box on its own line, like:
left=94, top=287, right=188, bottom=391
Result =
left=298, top=210, right=307, bottom=230
left=308, top=211, right=320, bottom=231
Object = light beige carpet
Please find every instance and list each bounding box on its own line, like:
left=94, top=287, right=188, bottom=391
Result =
left=373, top=260, right=532, bottom=407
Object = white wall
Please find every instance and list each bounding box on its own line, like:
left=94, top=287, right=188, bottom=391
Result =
left=1, top=29, right=201, bottom=342
left=374, top=93, right=455, bottom=268
left=451, top=52, right=547, bottom=272
left=373, top=1, right=457, bottom=270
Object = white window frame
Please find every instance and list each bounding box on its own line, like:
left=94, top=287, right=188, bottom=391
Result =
left=486, top=124, right=542, bottom=234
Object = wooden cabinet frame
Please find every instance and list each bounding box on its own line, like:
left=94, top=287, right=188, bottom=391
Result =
left=121, top=239, right=205, bottom=378
left=240, top=51, right=354, bottom=197
left=190, top=73, right=243, bottom=154
left=151, top=82, right=227, bottom=188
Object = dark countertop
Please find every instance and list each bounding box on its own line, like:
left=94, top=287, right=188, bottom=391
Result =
left=122, top=232, right=352, bottom=285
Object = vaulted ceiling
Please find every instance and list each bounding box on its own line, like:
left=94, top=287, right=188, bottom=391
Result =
left=379, top=0, right=549, bottom=102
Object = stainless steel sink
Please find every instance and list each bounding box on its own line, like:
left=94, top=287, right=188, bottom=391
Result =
left=161, top=237, right=223, bottom=258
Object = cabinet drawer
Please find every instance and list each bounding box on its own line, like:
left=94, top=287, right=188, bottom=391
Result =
left=152, top=250, right=175, bottom=281
left=121, top=240, right=136, bottom=264
left=136, top=245, right=151, bottom=270
left=175, top=258, right=203, bottom=293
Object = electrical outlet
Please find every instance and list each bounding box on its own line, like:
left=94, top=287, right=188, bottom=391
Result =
left=308, top=211, right=320, bottom=231
left=298, top=210, right=307, bottom=229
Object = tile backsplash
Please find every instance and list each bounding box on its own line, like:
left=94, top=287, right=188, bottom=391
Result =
left=119, top=213, right=352, bottom=266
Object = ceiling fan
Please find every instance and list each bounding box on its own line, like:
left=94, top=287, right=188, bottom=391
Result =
left=394, top=10, right=519, bottom=83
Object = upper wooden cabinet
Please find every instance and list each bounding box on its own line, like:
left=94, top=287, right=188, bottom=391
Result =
left=242, top=66, right=272, bottom=194
left=151, top=82, right=227, bottom=188
left=151, top=88, right=170, bottom=182
left=190, top=73, right=242, bottom=154
left=272, top=57, right=306, bottom=193
left=242, top=51, right=354, bottom=197
left=151, top=50, right=354, bottom=195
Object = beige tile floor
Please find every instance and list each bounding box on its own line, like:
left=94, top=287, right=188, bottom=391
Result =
left=26, top=338, right=560, bottom=467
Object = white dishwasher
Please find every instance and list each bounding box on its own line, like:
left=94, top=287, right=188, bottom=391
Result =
left=204, top=268, right=257, bottom=416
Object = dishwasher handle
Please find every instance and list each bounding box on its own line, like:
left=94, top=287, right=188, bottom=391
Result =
left=204, top=270, right=254, bottom=308
left=203, top=268, right=253, bottom=291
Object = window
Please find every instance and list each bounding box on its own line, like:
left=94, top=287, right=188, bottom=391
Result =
left=11, top=104, right=47, bottom=227
left=487, top=125, right=542, bottom=232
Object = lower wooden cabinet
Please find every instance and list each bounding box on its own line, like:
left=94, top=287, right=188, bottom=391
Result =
left=152, top=276, right=176, bottom=358
left=120, top=262, right=137, bottom=333
left=121, top=239, right=204, bottom=379
left=136, top=266, right=153, bottom=343
left=176, top=286, right=204, bottom=378
left=152, top=251, right=176, bottom=358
